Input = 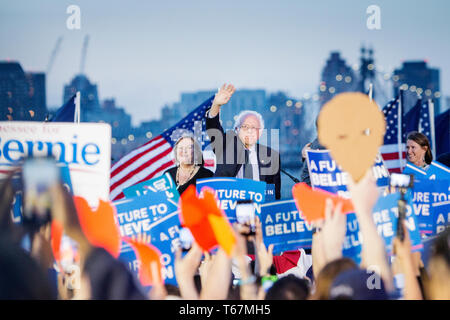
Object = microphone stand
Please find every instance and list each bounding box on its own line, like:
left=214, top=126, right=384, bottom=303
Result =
left=281, top=169, right=301, bottom=183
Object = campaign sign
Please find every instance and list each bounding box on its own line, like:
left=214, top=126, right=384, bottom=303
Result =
left=403, top=163, right=427, bottom=180
left=265, top=184, right=276, bottom=202
left=306, top=150, right=389, bottom=198
left=432, top=201, right=450, bottom=235
left=113, top=191, right=179, bottom=238
left=408, top=180, right=449, bottom=235
left=0, top=121, right=111, bottom=208
left=196, top=177, right=266, bottom=222
left=118, top=211, right=181, bottom=287
left=260, top=200, right=313, bottom=254
left=403, top=161, right=450, bottom=182
left=114, top=191, right=181, bottom=286
left=342, top=213, right=362, bottom=266
left=427, top=161, right=450, bottom=181
left=122, top=172, right=180, bottom=205
left=372, top=193, right=423, bottom=253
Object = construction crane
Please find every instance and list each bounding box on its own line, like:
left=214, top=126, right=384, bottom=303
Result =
left=79, top=34, right=89, bottom=75
left=46, top=36, right=63, bottom=75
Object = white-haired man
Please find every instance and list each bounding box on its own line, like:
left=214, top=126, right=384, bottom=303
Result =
left=206, top=84, right=281, bottom=199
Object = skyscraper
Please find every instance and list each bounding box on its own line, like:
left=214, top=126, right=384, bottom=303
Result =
left=0, top=61, right=47, bottom=121
left=319, top=52, right=356, bottom=107
left=63, top=74, right=100, bottom=115
left=25, top=72, right=47, bottom=120
left=393, top=61, right=441, bottom=114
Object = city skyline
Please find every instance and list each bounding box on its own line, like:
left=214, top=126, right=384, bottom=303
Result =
left=1, top=0, right=450, bottom=125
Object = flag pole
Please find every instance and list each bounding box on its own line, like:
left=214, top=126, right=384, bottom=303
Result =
left=428, top=99, right=436, bottom=160
left=398, top=89, right=404, bottom=171
left=75, top=91, right=81, bottom=123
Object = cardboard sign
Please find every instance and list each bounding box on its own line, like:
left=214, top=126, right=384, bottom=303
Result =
left=74, top=196, right=121, bottom=258
left=317, top=93, right=386, bottom=183
left=372, top=193, right=424, bottom=253
left=291, top=182, right=355, bottom=223
left=179, top=185, right=236, bottom=256
left=260, top=199, right=313, bottom=253
left=0, top=121, right=111, bottom=208
left=122, top=172, right=180, bottom=204
left=196, top=177, right=266, bottom=222
left=306, top=150, right=389, bottom=198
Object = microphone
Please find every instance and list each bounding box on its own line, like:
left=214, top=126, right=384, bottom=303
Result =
left=281, top=169, right=301, bottom=183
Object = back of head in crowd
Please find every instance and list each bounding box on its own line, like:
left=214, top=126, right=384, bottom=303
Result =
left=311, top=258, right=357, bottom=300
left=328, top=268, right=388, bottom=300
left=0, top=235, right=55, bottom=300
left=265, top=274, right=310, bottom=300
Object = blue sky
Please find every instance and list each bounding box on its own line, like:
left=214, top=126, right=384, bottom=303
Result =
left=1, top=0, right=449, bottom=125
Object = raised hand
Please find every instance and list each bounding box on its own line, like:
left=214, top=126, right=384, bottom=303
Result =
left=213, top=83, right=235, bottom=107
left=321, top=199, right=346, bottom=262
left=209, top=83, right=236, bottom=118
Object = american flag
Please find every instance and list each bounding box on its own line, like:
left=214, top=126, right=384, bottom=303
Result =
left=109, top=96, right=215, bottom=201
left=380, top=97, right=406, bottom=173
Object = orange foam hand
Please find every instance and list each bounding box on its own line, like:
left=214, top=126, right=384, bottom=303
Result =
left=51, top=220, right=64, bottom=263
left=292, top=183, right=354, bottom=223
left=124, top=237, right=162, bottom=286
left=179, top=185, right=236, bottom=256
left=73, top=196, right=121, bottom=258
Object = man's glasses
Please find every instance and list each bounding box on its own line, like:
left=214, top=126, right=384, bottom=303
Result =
left=240, top=125, right=260, bottom=132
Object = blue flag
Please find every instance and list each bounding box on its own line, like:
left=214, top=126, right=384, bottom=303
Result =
left=435, top=109, right=449, bottom=157
left=51, top=94, right=76, bottom=122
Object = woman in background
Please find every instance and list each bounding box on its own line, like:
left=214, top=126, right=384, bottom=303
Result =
left=406, top=131, right=433, bottom=170
left=164, top=134, right=213, bottom=195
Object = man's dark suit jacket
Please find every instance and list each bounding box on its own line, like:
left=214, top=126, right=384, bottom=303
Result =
left=206, top=113, right=281, bottom=199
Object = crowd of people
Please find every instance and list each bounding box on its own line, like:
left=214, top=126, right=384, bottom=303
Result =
left=0, top=84, right=448, bottom=301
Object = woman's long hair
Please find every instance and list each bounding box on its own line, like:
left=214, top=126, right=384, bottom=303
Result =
left=406, top=131, right=433, bottom=164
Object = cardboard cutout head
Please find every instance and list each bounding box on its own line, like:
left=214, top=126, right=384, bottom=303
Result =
left=318, top=92, right=386, bottom=182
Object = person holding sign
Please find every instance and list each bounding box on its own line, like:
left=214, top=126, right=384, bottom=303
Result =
left=406, top=132, right=433, bottom=170
left=164, top=134, right=213, bottom=195
left=206, top=84, right=281, bottom=199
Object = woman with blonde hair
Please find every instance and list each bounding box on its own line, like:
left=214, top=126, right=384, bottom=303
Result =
left=164, top=134, right=213, bottom=195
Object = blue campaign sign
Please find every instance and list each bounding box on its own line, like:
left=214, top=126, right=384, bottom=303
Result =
left=403, top=163, right=427, bottom=180
left=404, top=161, right=450, bottom=182
left=196, top=177, right=267, bottom=222
left=306, top=150, right=389, bottom=197
left=372, top=193, right=423, bottom=253
left=122, top=172, right=180, bottom=203
left=260, top=200, right=313, bottom=254
left=432, top=201, right=450, bottom=235
left=408, top=180, right=449, bottom=236
left=113, top=190, right=179, bottom=238
left=342, top=213, right=362, bottom=266
left=116, top=207, right=181, bottom=286
left=265, top=184, right=276, bottom=202
left=427, top=161, right=450, bottom=181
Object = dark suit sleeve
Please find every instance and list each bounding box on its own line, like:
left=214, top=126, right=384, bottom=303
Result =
left=205, top=112, right=227, bottom=165
left=275, top=153, right=281, bottom=200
